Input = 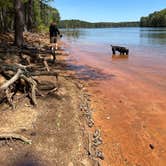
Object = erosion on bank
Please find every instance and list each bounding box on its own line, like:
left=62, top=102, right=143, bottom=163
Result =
left=0, top=33, right=102, bottom=166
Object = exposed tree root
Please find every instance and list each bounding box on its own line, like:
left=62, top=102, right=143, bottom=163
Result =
left=0, top=69, right=22, bottom=90
left=0, top=133, right=32, bottom=144
left=0, top=63, right=58, bottom=107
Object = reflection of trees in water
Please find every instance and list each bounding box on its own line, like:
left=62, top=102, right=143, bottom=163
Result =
left=140, top=28, right=166, bottom=45
left=61, top=29, right=85, bottom=41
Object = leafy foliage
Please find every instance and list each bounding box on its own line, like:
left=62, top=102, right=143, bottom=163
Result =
left=140, top=8, right=166, bottom=27
left=0, top=0, right=60, bottom=32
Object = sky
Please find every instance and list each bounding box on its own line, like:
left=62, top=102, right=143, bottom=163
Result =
left=49, top=0, right=166, bottom=22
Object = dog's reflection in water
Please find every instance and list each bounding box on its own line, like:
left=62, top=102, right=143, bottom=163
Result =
left=112, top=54, right=129, bottom=60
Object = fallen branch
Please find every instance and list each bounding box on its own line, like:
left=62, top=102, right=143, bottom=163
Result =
left=0, top=133, right=32, bottom=144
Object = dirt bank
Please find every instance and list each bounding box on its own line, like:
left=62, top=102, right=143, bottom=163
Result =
left=0, top=33, right=100, bottom=166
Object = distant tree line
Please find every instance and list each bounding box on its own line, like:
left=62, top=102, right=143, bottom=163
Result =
left=0, top=0, right=60, bottom=33
left=140, top=8, right=166, bottom=27
left=58, top=19, right=140, bottom=28
left=59, top=8, right=166, bottom=28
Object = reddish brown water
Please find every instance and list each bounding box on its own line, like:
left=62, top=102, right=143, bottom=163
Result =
left=66, top=42, right=166, bottom=166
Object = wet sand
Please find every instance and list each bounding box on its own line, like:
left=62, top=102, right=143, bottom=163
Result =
left=66, top=42, right=166, bottom=166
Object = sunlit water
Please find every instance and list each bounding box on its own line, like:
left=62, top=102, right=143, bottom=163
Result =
left=61, top=26, right=166, bottom=91
left=61, top=28, right=166, bottom=80
left=62, top=27, right=166, bottom=58
left=61, top=27, right=166, bottom=166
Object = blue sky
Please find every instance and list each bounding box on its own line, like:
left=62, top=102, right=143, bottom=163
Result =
left=49, top=0, right=166, bottom=22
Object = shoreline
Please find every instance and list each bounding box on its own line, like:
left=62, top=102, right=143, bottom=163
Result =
left=0, top=33, right=103, bottom=166
left=1, top=32, right=166, bottom=166
left=66, top=40, right=166, bottom=166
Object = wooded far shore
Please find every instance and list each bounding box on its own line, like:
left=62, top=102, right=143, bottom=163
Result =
left=0, top=1, right=166, bottom=34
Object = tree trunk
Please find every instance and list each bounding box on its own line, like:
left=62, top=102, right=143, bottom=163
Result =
left=14, top=0, right=25, bottom=47
left=0, top=8, right=5, bottom=32
left=27, top=0, right=34, bottom=31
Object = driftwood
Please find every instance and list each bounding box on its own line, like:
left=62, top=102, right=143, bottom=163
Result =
left=0, top=133, right=32, bottom=144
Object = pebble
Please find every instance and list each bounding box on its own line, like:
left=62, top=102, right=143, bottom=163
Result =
left=96, top=150, right=104, bottom=160
left=149, top=144, right=154, bottom=150
left=106, top=116, right=111, bottom=120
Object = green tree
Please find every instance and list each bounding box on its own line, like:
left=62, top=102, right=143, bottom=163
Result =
left=140, top=8, right=166, bottom=27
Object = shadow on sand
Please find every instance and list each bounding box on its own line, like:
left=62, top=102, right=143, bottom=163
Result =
left=12, top=153, right=45, bottom=166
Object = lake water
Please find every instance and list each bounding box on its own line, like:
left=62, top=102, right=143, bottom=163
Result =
left=61, top=28, right=166, bottom=166
left=62, top=27, right=166, bottom=58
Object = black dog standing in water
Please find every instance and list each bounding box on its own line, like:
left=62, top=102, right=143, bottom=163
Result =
left=111, top=45, right=129, bottom=55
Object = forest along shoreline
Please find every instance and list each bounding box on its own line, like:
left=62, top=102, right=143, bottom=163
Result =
left=0, top=32, right=104, bottom=166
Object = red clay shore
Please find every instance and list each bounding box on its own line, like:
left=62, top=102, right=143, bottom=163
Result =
left=66, top=43, right=166, bottom=166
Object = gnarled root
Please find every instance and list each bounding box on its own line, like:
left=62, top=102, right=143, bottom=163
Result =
left=0, top=133, right=32, bottom=144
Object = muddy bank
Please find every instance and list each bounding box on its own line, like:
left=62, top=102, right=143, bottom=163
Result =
left=66, top=42, right=166, bottom=166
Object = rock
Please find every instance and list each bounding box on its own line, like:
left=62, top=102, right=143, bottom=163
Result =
left=106, top=116, right=111, bottom=120
left=30, top=132, right=36, bottom=136
left=93, top=129, right=100, bottom=138
left=149, top=144, right=154, bottom=150
left=88, top=119, right=94, bottom=128
left=96, top=150, right=104, bottom=160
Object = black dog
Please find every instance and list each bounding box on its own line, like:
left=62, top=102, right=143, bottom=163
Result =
left=111, top=45, right=129, bottom=55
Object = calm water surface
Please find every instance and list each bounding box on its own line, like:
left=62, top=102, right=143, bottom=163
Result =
left=62, top=27, right=166, bottom=58
left=62, top=27, right=166, bottom=90
left=62, top=27, right=166, bottom=166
